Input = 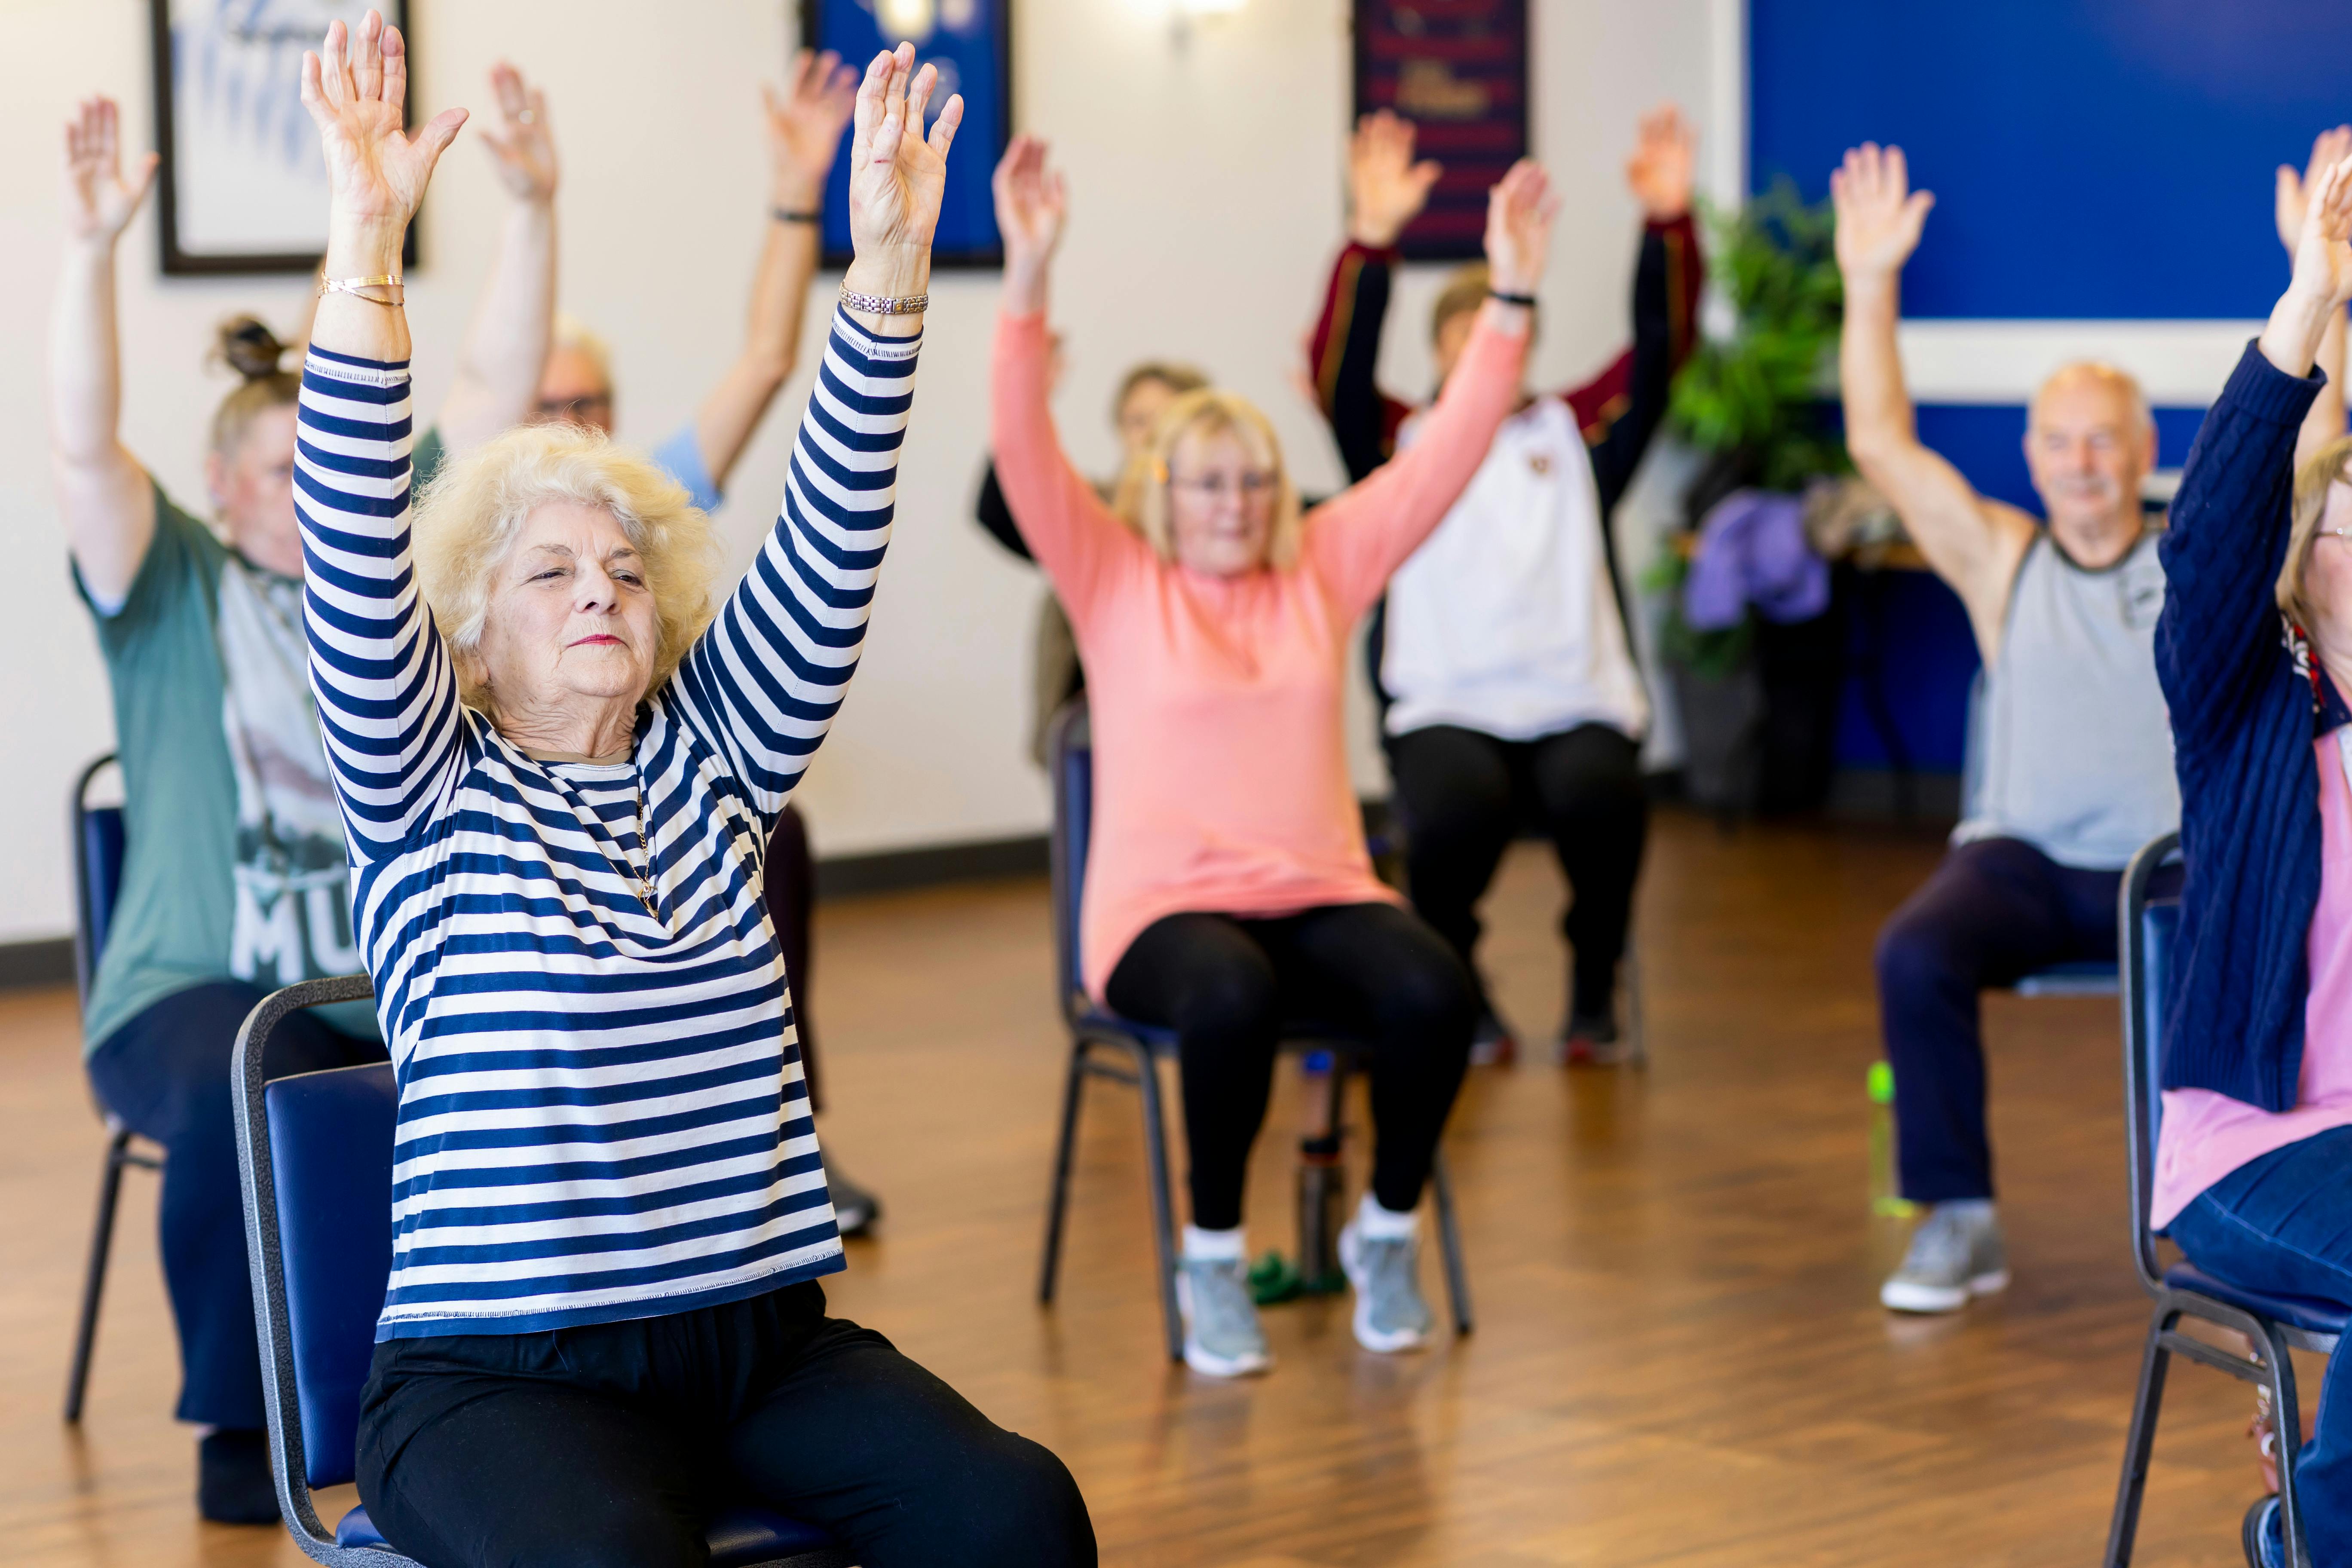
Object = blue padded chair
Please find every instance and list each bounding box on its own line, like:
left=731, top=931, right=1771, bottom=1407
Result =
left=63, top=751, right=163, bottom=1422
left=1035, top=698, right=1473, bottom=1361
left=2105, top=831, right=2345, bottom=1568
left=230, top=975, right=852, bottom=1568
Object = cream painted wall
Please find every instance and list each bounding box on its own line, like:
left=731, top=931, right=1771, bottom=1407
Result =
left=0, top=0, right=1719, bottom=943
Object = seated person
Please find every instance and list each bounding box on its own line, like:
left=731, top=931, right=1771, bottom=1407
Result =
left=296, top=25, right=1092, bottom=1565
left=975, top=354, right=1208, bottom=765
left=1307, top=106, right=1702, bottom=1065
left=46, top=75, right=555, bottom=1522
left=2150, top=138, right=2352, bottom=1568
left=1833, top=142, right=2179, bottom=1313
left=989, top=133, right=1552, bottom=1375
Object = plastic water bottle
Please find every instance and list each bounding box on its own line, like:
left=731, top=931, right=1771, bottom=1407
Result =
left=1294, top=1048, right=1346, bottom=1292
left=1868, top=1061, right=1917, bottom=1219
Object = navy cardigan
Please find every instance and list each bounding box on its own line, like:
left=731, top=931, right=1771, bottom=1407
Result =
left=2156, top=342, right=2334, bottom=1109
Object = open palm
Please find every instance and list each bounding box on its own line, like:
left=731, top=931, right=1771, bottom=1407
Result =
left=846, top=43, right=963, bottom=258
left=992, top=135, right=1066, bottom=273
left=63, top=96, right=156, bottom=244
left=1484, top=159, right=1561, bottom=297
left=478, top=61, right=557, bottom=204
left=1831, top=142, right=1933, bottom=279
left=2279, top=126, right=2352, bottom=254
left=768, top=49, right=860, bottom=197
left=1624, top=104, right=1695, bottom=221
left=1349, top=110, right=1439, bottom=248
left=2292, top=153, right=2352, bottom=310
left=299, top=11, right=466, bottom=234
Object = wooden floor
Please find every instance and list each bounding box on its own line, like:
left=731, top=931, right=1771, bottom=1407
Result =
left=0, top=810, right=2291, bottom=1566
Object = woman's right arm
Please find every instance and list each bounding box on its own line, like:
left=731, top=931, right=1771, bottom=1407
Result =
left=294, top=12, right=472, bottom=860
left=49, top=98, right=159, bottom=609
left=2159, top=150, right=2352, bottom=750
left=988, top=137, right=1142, bottom=613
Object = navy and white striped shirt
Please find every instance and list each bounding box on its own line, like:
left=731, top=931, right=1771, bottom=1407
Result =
left=294, top=310, right=918, bottom=1339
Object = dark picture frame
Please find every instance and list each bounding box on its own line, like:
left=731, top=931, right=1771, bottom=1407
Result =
left=1351, top=0, right=1530, bottom=262
left=799, top=0, right=1013, bottom=270
left=149, top=0, right=418, bottom=276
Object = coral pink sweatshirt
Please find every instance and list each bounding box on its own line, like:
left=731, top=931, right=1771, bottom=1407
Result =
left=991, top=307, right=1530, bottom=1000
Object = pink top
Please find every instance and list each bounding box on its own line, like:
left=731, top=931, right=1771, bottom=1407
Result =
left=2152, top=732, right=2352, bottom=1227
left=991, top=308, right=1530, bottom=999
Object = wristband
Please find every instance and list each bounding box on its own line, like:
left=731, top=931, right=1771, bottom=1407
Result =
left=772, top=207, right=821, bottom=225
left=1488, top=288, right=1538, bottom=308
left=318, top=274, right=404, bottom=304
left=839, top=285, right=929, bottom=316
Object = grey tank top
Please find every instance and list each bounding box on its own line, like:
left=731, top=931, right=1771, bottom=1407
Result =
left=1954, top=531, right=2178, bottom=870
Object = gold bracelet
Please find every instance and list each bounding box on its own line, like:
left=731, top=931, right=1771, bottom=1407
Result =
left=318, top=274, right=404, bottom=305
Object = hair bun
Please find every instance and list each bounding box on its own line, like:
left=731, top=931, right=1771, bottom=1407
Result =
left=213, top=315, right=287, bottom=382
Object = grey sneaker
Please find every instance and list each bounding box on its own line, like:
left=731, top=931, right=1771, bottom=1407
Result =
left=1339, top=1220, right=1434, bottom=1352
left=1175, top=1256, right=1271, bottom=1377
left=1880, top=1200, right=2009, bottom=1313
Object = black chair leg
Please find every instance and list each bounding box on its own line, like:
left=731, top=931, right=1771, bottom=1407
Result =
left=2267, top=1321, right=2314, bottom=1568
left=1430, top=1146, right=1473, bottom=1336
left=1136, top=1049, right=1183, bottom=1363
left=64, top=1128, right=135, bottom=1423
left=1038, top=1041, right=1090, bottom=1305
left=2101, top=1305, right=2179, bottom=1568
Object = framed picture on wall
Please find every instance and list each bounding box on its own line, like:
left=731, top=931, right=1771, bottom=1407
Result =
left=799, top=0, right=1011, bottom=269
left=149, top=0, right=418, bottom=276
left=1351, top=0, right=1529, bottom=262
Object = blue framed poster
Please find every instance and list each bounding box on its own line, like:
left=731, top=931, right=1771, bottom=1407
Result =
left=1352, top=0, right=1528, bottom=262
left=801, top=0, right=1011, bottom=270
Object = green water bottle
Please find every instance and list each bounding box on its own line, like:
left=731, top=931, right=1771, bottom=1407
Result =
left=1868, top=1061, right=1917, bottom=1219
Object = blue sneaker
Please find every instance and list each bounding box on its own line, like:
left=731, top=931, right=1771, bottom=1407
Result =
left=2243, top=1495, right=2281, bottom=1568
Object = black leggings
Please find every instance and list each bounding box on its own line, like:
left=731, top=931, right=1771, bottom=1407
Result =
left=356, top=1283, right=1095, bottom=1568
left=1103, top=901, right=1475, bottom=1231
left=1386, top=722, right=1648, bottom=1017
left=85, top=980, right=385, bottom=1428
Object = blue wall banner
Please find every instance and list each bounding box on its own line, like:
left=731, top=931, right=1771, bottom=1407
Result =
left=802, top=0, right=1010, bottom=269
left=1351, top=0, right=1528, bottom=263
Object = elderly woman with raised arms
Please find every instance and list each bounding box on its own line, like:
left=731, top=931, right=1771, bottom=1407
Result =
left=2151, top=143, right=2352, bottom=1567
left=990, top=136, right=1555, bottom=1377
left=291, top=16, right=1093, bottom=1566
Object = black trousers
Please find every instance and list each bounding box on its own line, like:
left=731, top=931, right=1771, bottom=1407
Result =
left=1103, top=901, right=1475, bottom=1231
left=85, top=979, right=385, bottom=1428
left=356, top=1283, right=1095, bottom=1568
left=1386, top=722, right=1648, bottom=1019
left=1874, top=836, right=2121, bottom=1203
left=760, top=804, right=824, bottom=1111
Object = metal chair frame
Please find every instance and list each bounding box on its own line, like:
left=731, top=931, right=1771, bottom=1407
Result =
left=1033, top=700, right=1473, bottom=1361
left=231, top=976, right=850, bottom=1568
left=2104, top=830, right=2340, bottom=1568
left=63, top=750, right=162, bottom=1423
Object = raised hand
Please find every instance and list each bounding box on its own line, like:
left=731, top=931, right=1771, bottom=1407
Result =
left=2278, top=126, right=2352, bottom=254
left=477, top=61, right=556, bottom=205
left=1483, top=159, right=1561, bottom=298
left=2291, top=153, right=2352, bottom=310
left=1348, top=110, right=1439, bottom=248
left=842, top=43, right=962, bottom=302
left=62, top=97, right=157, bottom=247
left=992, top=135, right=1067, bottom=280
left=767, top=49, right=859, bottom=208
left=1625, top=103, right=1695, bottom=221
left=299, top=11, right=467, bottom=251
left=1831, top=142, right=1933, bottom=280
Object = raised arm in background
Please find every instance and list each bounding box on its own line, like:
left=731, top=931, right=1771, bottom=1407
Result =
left=2158, top=150, right=2352, bottom=753
left=1308, top=109, right=1433, bottom=481
left=1581, top=104, right=1701, bottom=513
left=1833, top=141, right=2037, bottom=662
left=689, top=49, right=859, bottom=493
left=2284, top=126, right=2352, bottom=468
left=48, top=96, right=160, bottom=607
left=432, top=61, right=558, bottom=454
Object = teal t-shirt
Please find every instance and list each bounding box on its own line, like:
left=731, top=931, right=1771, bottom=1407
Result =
left=76, top=486, right=376, bottom=1051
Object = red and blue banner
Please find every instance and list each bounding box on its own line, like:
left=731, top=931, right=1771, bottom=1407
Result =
left=1352, top=0, right=1529, bottom=262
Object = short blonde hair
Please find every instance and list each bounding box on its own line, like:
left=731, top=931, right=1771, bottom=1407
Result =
left=412, top=423, right=723, bottom=721
left=1112, top=388, right=1305, bottom=571
left=1430, top=263, right=1492, bottom=346
left=551, top=311, right=615, bottom=389
left=2278, top=433, right=2352, bottom=623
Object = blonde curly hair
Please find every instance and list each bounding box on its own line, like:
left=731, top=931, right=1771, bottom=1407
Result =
left=411, top=423, right=723, bottom=721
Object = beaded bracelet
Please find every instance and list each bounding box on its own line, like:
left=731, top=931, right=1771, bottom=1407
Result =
left=838, top=284, right=929, bottom=316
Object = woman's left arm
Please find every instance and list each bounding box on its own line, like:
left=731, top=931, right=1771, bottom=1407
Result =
left=294, top=12, right=472, bottom=861
left=669, top=46, right=961, bottom=820
left=1304, top=162, right=1554, bottom=615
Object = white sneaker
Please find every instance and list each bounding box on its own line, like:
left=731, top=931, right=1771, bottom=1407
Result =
left=1339, top=1219, right=1434, bottom=1352
left=1175, top=1256, right=1271, bottom=1377
left=1880, top=1201, right=2009, bottom=1313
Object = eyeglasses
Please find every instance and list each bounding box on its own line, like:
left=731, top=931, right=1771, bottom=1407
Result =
left=2320, top=526, right=2352, bottom=545
left=536, top=392, right=612, bottom=423
left=1167, top=471, right=1277, bottom=501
